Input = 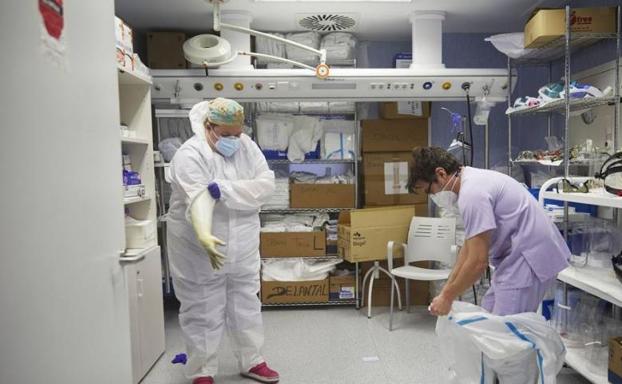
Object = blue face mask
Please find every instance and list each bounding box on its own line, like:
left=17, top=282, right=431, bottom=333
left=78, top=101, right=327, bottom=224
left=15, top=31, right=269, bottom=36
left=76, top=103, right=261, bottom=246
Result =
left=215, top=136, right=240, bottom=157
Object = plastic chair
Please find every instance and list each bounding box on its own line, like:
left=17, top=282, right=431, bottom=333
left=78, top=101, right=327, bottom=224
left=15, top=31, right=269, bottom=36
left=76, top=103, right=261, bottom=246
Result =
left=387, top=217, right=458, bottom=331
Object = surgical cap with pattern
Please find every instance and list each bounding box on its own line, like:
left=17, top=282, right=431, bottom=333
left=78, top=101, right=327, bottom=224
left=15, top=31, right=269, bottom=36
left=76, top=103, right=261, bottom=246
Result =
left=206, top=97, right=244, bottom=127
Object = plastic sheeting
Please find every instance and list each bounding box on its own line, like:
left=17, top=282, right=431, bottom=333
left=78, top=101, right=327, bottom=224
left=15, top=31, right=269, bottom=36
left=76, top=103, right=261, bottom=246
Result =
left=320, top=32, right=357, bottom=62
left=327, top=101, right=356, bottom=114
left=285, top=31, right=320, bottom=64
left=288, top=116, right=323, bottom=162
left=256, top=102, right=300, bottom=114
left=255, top=32, right=286, bottom=64
left=256, top=114, right=294, bottom=151
left=261, top=258, right=341, bottom=281
left=261, top=213, right=329, bottom=233
left=261, top=178, right=289, bottom=210
left=485, top=33, right=533, bottom=59
left=158, top=137, right=183, bottom=162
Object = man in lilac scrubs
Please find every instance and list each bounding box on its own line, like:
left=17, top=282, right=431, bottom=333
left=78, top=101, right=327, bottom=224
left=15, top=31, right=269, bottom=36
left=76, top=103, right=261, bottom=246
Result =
left=408, top=147, right=570, bottom=316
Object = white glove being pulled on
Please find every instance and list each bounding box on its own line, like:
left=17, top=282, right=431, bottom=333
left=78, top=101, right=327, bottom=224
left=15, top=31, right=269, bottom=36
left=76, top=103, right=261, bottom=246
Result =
left=189, top=189, right=226, bottom=270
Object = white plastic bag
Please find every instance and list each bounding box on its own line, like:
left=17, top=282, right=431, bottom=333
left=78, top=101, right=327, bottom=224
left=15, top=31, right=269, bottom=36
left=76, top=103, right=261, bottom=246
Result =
left=257, top=102, right=300, bottom=114
left=485, top=33, right=533, bottom=59
left=320, top=32, right=357, bottom=61
left=285, top=31, right=320, bottom=64
left=255, top=32, right=286, bottom=64
left=288, top=116, right=323, bottom=162
left=256, top=114, right=294, bottom=151
left=261, top=258, right=341, bottom=281
left=158, top=137, right=183, bottom=162
left=436, top=301, right=565, bottom=384
left=299, top=101, right=329, bottom=114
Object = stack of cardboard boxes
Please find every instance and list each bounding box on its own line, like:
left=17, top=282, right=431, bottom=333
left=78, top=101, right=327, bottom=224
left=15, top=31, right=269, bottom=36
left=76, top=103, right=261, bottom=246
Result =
left=260, top=102, right=431, bottom=306
left=349, top=102, right=431, bottom=306
left=147, top=32, right=188, bottom=69
left=361, top=102, right=429, bottom=210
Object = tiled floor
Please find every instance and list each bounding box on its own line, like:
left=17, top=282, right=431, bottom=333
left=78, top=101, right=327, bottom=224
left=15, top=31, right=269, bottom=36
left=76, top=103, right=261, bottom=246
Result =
left=142, top=305, right=590, bottom=384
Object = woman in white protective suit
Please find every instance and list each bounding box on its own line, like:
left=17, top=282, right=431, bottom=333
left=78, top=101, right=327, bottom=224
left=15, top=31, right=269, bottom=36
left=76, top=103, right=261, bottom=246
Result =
left=167, top=98, right=278, bottom=384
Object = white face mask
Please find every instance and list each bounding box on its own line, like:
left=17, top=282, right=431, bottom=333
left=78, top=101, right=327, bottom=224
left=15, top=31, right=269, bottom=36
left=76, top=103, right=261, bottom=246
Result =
left=430, top=172, right=459, bottom=210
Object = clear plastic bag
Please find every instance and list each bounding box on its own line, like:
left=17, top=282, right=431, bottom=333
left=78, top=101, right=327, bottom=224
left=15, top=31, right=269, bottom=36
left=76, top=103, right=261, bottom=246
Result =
left=485, top=33, right=533, bottom=59
left=158, top=137, right=183, bottom=162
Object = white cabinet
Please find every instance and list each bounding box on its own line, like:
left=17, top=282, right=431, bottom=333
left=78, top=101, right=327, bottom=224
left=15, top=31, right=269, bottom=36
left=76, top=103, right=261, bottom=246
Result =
left=123, top=246, right=165, bottom=384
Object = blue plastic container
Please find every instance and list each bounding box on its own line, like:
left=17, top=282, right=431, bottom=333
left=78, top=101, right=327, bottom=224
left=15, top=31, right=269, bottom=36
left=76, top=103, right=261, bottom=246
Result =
left=528, top=188, right=597, bottom=216
left=262, top=142, right=321, bottom=160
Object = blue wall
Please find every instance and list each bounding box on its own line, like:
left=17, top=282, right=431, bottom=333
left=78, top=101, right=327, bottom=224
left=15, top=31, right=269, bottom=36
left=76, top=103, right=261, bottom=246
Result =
left=362, top=5, right=620, bottom=172
left=362, top=33, right=529, bottom=170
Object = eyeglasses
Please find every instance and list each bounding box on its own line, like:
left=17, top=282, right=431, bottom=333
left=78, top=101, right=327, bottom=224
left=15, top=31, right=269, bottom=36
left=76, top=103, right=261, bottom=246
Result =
left=557, top=178, right=589, bottom=193
left=425, top=180, right=434, bottom=194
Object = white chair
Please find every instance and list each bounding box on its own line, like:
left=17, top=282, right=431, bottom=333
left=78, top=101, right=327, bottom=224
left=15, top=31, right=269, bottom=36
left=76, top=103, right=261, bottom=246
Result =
left=387, top=217, right=458, bottom=331
left=360, top=261, right=403, bottom=319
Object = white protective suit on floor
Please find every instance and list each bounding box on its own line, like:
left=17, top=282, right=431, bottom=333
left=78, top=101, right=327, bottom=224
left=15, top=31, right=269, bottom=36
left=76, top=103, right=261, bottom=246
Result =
left=167, top=104, right=275, bottom=379
left=436, top=302, right=565, bottom=384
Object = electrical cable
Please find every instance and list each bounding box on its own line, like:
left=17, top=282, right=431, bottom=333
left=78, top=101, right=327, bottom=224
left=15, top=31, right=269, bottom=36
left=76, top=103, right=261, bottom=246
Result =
left=464, top=86, right=474, bottom=166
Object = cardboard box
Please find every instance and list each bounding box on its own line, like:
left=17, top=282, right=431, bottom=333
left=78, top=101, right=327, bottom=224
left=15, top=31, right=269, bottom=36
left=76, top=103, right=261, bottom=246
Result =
left=380, top=102, right=431, bottom=119
left=329, top=274, right=356, bottom=301
left=610, top=337, right=622, bottom=384
left=363, top=152, right=427, bottom=206
left=361, top=119, right=428, bottom=153
left=338, top=206, right=416, bottom=263
left=359, top=272, right=430, bottom=307
left=147, top=32, right=187, bottom=69
left=364, top=203, right=428, bottom=214
left=260, top=231, right=326, bottom=257
left=290, top=183, right=355, bottom=208
left=525, top=7, right=617, bottom=48
left=261, top=279, right=329, bottom=304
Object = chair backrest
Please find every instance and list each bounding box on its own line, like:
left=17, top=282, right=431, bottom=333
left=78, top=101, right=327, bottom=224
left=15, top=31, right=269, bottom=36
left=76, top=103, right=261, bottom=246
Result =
left=405, top=216, right=456, bottom=265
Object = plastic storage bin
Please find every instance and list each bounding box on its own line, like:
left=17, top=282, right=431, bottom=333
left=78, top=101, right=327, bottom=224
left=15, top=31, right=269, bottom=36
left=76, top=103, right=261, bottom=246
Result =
left=125, top=218, right=155, bottom=249
left=528, top=187, right=597, bottom=216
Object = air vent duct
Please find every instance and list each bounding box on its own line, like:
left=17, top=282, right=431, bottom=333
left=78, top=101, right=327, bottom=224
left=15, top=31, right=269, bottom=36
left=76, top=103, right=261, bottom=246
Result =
left=296, top=13, right=358, bottom=32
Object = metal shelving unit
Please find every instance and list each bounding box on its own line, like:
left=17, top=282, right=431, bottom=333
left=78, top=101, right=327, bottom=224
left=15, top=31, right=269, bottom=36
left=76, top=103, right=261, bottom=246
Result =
left=512, top=33, right=619, bottom=65
left=507, top=96, right=617, bottom=116
left=262, top=300, right=357, bottom=308
left=506, top=11, right=621, bottom=176
left=267, top=159, right=355, bottom=165
left=508, top=6, right=621, bottom=384
left=261, top=255, right=343, bottom=261
left=261, top=207, right=349, bottom=214
left=256, top=98, right=359, bottom=308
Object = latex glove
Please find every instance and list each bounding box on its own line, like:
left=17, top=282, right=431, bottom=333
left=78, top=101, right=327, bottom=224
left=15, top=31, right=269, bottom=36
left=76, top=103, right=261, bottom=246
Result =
left=207, top=182, right=221, bottom=199
left=429, top=293, right=453, bottom=316
left=189, top=189, right=226, bottom=269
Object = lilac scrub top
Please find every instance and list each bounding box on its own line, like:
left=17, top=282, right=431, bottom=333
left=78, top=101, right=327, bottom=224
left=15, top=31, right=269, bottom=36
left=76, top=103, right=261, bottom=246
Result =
left=458, top=167, right=570, bottom=289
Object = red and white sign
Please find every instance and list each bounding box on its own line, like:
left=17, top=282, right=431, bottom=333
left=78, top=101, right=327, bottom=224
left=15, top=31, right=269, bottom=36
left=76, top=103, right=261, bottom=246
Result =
left=39, top=0, right=66, bottom=67
left=39, top=0, right=64, bottom=41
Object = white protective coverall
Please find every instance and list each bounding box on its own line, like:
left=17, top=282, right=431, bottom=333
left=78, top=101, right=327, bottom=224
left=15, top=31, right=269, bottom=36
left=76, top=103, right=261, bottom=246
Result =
left=436, top=302, right=565, bottom=384
left=167, top=105, right=275, bottom=379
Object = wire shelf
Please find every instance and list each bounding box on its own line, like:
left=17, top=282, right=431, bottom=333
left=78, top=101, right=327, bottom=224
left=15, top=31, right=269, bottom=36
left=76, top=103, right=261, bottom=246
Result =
left=260, top=208, right=349, bottom=213
left=507, top=96, right=617, bottom=116
left=512, top=158, right=606, bottom=167
left=261, top=256, right=343, bottom=261
left=512, top=32, right=619, bottom=65
left=261, top=300, right=357, bottom=308
left=267, top=159, right=355, bottom=165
